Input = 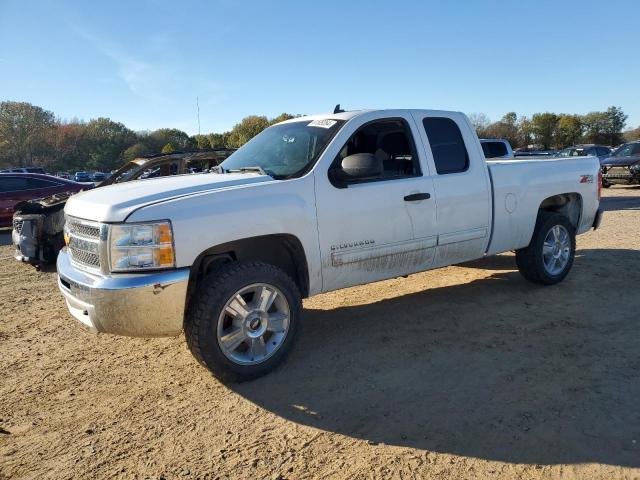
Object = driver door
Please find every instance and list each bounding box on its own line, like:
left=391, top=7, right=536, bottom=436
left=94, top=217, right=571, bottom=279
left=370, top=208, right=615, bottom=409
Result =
left=314, top=113, right=437, bottom=292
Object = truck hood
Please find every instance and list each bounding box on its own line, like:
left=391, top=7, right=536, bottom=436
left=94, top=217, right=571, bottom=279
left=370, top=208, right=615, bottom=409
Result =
left=65, top=172, right=272, bottom=222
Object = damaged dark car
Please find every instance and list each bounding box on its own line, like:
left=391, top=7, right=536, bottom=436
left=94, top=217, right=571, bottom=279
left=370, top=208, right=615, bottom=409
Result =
left=600, top=141, right=640, bottom=188
left=12, top=149, right=235, bottom=267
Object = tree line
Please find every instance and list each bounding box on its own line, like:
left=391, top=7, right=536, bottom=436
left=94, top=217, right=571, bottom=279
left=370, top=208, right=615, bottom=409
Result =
left=470, top=106, right=639, bottom=151
left=1, top=100, right=639, bottom=172
left=0, top=101, right=296, bottom=172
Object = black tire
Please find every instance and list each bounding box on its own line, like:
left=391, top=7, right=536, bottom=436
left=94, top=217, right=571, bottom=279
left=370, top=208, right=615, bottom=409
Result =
left=515, top=212, right=576, bottom=285
left=185, top=261, right=302, bottom=382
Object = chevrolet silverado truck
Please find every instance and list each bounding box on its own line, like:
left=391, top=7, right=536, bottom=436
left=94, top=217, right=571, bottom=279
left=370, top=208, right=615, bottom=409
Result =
left=57, top=109, right=603, bottom=381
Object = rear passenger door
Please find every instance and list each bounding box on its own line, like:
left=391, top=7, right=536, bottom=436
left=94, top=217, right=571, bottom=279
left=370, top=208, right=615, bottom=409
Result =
left=411, top=112, right=492, bottom=268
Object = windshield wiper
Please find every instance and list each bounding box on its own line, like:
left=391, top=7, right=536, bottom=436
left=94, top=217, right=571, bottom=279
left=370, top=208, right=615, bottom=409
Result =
left=226, top=166, right=271, bottom=176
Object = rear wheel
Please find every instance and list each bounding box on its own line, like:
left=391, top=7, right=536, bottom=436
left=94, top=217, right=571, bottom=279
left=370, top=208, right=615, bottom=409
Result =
left=185, top=261, right=301, bottom=382
left=516, top=212, right=576, bottom=285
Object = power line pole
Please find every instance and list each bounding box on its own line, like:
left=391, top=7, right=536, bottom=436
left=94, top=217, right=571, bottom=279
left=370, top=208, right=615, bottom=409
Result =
left=196, top=97, right=201, bottom=136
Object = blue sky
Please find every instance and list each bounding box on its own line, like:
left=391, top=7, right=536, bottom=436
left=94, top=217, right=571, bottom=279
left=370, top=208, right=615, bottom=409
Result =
left=1, top=0, right=638, bottom=134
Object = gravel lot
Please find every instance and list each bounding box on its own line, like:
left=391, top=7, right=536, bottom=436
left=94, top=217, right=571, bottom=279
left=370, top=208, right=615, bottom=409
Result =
left=1, top=187, right=639, bottom=480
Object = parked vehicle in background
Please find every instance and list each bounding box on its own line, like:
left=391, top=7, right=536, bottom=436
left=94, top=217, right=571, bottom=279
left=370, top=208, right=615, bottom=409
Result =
left=0, top=167, right=47, bottom=174
left=0, top=173, right=88, bottom=228
left=56, top=109, right=602, bottom=382
left=480, top=139, right=514, bottom=159
left=12, top=149, right=236, bottom=267
left=73, top=171, right=92, bottom=183
left=600, top=140, right=640, bottom=188
left=92, top=172, right=107, bottom=183
left=56, top=172, right=71, bottom=179
left=556, top=144, right=611, bottom=164
left=104, top=148, right=235, bottom=186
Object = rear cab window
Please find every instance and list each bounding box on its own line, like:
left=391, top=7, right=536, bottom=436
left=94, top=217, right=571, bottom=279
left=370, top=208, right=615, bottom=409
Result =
left=422, top=117, right=469, bottom=174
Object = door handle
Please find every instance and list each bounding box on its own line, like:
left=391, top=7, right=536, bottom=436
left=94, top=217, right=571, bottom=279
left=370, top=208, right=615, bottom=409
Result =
left=404, top=193, right=431, bottom=202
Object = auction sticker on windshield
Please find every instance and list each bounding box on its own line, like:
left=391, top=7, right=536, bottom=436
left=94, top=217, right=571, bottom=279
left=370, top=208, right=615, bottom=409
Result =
left=308, top=119, right=337, bottom=128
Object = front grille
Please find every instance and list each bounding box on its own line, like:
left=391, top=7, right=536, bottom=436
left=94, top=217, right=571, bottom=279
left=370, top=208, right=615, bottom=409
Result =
left=67, top=219, right=100, bottom=239
left=69, top=246, right=101, bottom=267
left=66, top=216, right=102, bottom=270
left=13, top=218, right=23, bottom=235
left=603, top=166, right=632, bottom=179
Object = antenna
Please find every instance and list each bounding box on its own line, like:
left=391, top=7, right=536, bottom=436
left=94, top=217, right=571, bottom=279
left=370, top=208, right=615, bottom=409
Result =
left=333, top=104, right=345, bottom=114
left=196, top=97, right=201, bottom=135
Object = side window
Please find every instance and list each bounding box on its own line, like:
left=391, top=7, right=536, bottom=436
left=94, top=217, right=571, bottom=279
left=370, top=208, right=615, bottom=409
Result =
left=422, top=117, right=469, bottom=174
left=25, top=178, right=59, bottom=189
left=0, top=177, right=30, bottom=192
left=331, top=118, right=421, bottom=182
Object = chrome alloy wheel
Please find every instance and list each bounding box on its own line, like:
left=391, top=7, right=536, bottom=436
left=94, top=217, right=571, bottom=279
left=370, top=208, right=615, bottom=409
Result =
left=216, top=283, right=290, bottom=365
left=542, top=225, right=571, bottom=276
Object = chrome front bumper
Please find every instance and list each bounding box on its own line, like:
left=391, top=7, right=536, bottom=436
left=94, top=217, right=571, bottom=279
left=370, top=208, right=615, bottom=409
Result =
left=57, top=248, right=190, bottom=337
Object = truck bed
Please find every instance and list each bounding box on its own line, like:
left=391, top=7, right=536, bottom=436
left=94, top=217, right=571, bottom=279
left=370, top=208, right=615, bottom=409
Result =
left=485, top=156, right=600, bottom=255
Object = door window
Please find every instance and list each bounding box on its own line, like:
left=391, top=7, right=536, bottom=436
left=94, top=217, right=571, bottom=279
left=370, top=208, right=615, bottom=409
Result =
left=330, top=118, right=421, bottom=185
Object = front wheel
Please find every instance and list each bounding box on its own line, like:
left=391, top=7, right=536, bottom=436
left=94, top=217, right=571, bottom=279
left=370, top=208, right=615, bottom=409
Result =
left=185, top=261, right=302, bottom=382
left=516, top=212, right=576, bottom=285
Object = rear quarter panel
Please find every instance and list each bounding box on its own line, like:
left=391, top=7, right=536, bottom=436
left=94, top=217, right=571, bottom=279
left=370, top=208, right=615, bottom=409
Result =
left=486, top=157, right=600, bottom=255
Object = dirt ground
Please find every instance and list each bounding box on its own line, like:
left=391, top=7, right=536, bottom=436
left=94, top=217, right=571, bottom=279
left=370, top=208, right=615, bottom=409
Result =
left=1, top=187, right=639, bottom=480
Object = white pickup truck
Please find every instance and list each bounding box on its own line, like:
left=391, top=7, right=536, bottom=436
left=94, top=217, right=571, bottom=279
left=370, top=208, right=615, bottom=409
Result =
left=57, top=109, right=602, bottom=381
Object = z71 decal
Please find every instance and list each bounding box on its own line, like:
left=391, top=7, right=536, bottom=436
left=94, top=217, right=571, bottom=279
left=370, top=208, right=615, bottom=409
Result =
left=580, top=175, right=594, bottom=183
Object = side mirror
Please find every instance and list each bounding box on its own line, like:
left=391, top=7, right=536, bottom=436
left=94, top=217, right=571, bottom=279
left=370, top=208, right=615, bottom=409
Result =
left=340, top=153, right=382, bottom=180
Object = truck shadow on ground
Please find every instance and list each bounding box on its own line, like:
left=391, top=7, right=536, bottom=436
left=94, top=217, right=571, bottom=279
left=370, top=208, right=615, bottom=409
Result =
left=233, top=248, right=640, bottom=467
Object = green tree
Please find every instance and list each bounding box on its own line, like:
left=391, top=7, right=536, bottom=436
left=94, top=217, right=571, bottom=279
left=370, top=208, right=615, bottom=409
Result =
left=227, top=115, right=270, bottom=148
left=0, top=101, right=55, bottom=167
left=192, top=134, right=211, bottom=150
left=270, top=113, right=297, bottom=125
left=82, top=117, right=137, bottom=171
left=147, top=128, right=192, bottom=152
left=161, top=143, right=175, bottom=154
left=517, top=116, right=534, bottom=149
left=531, top=113, right=559, bottom=150
left=602, top=106, right=627, bottom=145
left=207, top=132, right=230, bottom=148
left=123, top=142, right=150, bottom=161
left=555, top=115, right=583, bottom=148
left=480, top=112, right=519, bottom=148
left=582, top=111, right=609, bottom=144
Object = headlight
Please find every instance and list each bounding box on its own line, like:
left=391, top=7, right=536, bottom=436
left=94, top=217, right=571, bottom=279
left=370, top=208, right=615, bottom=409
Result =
left=108, top=221, right=175, bottom=272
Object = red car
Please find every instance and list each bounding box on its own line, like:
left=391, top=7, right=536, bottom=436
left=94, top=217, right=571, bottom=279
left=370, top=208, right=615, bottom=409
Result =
left=0, top=173, right=89, bottom=228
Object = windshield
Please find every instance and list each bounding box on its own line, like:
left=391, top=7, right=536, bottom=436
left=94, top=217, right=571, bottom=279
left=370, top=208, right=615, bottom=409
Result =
left=220, top=119, right=345, bottom=179
left=613, top=143, right=640, bottom=157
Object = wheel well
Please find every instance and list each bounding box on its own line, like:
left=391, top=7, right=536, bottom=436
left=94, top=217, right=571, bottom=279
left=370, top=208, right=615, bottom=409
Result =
left=187, top=234, right=310, bottom=304
left=538, top=193, right=582, bottom=229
